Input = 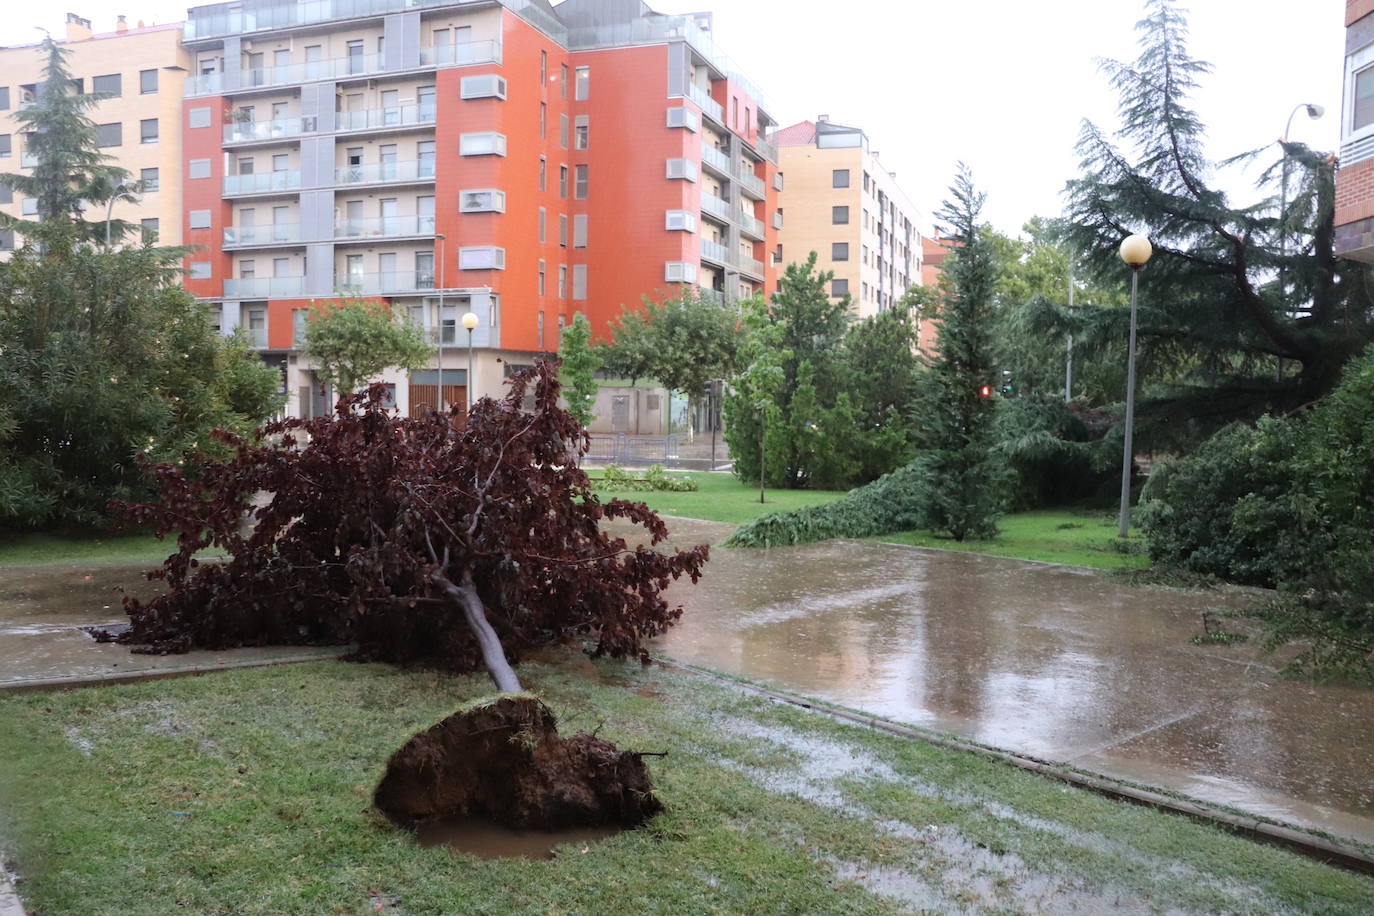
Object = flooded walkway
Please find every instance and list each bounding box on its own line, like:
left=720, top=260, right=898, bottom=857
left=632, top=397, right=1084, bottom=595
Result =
left=646, top=518, right=1374, bottom=846
left=3, top=518, right=1372, bottom=846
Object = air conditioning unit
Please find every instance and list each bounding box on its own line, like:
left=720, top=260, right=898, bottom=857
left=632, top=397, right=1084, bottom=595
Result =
left=664, top=261, right=697, bottom=283
left=664, top=210, right=696, bottom=232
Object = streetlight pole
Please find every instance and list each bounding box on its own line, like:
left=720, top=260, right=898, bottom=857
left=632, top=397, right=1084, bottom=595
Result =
left=1277, top=103, right=1324, bottom=380
left=462, top=310, right=479, bottom=414
left=436, top=234, right=446, bottom=414
left=1118, top=234, right=1152, bottom=539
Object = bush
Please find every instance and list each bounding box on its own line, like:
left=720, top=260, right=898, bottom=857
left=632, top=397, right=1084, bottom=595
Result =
left=593, top=463, right=698, bottom=492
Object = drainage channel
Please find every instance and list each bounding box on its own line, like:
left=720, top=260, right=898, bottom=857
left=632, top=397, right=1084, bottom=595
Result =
left=651, top=656, right=1374, bottom=878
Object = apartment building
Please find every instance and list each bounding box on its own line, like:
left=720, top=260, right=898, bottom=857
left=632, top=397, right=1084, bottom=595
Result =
left=1336, top=1, right=1374, bottom=260
left=0, top=14, right=190, bottom=254
left=774, top=116, right=922, bottom=318
left=179, top=0, right=779, bottom=419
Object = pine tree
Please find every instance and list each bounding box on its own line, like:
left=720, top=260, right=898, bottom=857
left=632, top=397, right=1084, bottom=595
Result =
left=918, top=166, right=1012, bottom=540
left=1063, top=0, right=1373, bottom=443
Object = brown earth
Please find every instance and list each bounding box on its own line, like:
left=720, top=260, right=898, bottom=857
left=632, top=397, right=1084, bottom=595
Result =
left=372, top=696, right=664, bottom=831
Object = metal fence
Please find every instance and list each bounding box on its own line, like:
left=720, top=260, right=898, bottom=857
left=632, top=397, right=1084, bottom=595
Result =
left=585, top=433, right=679, bottom=465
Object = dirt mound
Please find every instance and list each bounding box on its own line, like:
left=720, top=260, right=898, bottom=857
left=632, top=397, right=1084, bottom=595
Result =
left=373, top=696, right=664, bottom=830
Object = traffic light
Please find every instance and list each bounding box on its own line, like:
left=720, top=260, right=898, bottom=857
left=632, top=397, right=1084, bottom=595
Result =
left=1000, top=369, right=1014, bottom=395
left=978, top=384, right=992, bottom=398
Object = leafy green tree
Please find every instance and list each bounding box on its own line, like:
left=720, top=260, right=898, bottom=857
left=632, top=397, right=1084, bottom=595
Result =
left=916, top=166, right=1012, bottom=539
left=300, top=295, right=432, bottom=397
left=724, top=254, right=852, bottom=489
left=1063, top=0, right=1373, bottom=446
left=0, top=40, right=282, bottom=529
left=599, top=289, right=741, bottom=434
left=727, top=297, right=787, bottom=503
left=841, top=301, right=922, bottom=482
left=558, top=312, right=601, bottom=428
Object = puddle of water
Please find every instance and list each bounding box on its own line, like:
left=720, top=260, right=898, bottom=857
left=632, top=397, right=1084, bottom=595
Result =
left=414, top=817, right=622, bottom=859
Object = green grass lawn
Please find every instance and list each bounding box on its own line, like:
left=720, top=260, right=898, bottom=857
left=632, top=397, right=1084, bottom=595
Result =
left=0, top=529, right=218, bottom=569
left=594, top=470, right=848, bottom=526
left=0, top=656, right=1368, bottom=914
left=873, top=508, right=1151, bottom=571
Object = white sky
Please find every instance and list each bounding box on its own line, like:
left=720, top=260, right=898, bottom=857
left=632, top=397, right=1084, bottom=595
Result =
left=0, top=0, right=1346, bottom=235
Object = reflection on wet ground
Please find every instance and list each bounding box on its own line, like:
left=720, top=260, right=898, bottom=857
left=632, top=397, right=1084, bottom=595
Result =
left=415, top=817, right=622, bottom=859
left=0, top=563, right=340, bottom=686
left=639, top=517, right=1374, bottom=846
left=5, top=516, right=1373, bottom=846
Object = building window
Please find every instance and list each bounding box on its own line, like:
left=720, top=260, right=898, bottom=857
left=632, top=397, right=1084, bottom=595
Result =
left=189, top=209, right=211, bottom=229
left=0, top=134, right=9, bottom=157
left=459, top=189, right=506, bottom=212
left=540, top=50, right=547, bottom=84
left=832, top=169, right=850, bottom=188
left=538, top=206, right=546, bottom=242
left=140, top=167, right=159, bottom=191
left=572, top=264, right=587, bottom=299
left=141, top=218, right=159, bottom=241
left=0, top=184, right=10, bottom=204
left=831, top=278, right=849, bottom=297
left=538, top=259, right=546, bottom=295
left=574, top=164, right=588, bottom=199
left=0, top=229, right=13, bottom=251
left=188, top=261, right=211, bottom=279
left=832, top=242, right=849, bottom=261
left=539, top=156, right=547, bottom=191
left=140, top=119, right=159, bottom=143
left=560, top=63, right=568, bottom=98
left=539, top=102, right=546, bottom=138
left=21, top=197, right=37, bottom=215
left=832, top=205, right=849, bottom=224
left=0, top=87, right=8, bottom=110
left=560, top=113, right=569, bottom=148
left=459, top=132, right=507, bottom=156
left=574, top=115, right=589, bottom=149
left=1356, top=65, right=1374, bottom=132
left=96, top=123, right=122, bottom=147
left=188, top=158, right=211, bottom=179
left=557, top=263, right=567, bottom=297
left=92, top=73, right=121, bottom=96
left=559, top=213, right=568, bottom=247
left=537, top=310, right=545, bottom=348
left=574, top=66, right=590, bottom=100
left=188, top=106, right=211, bottom=129
left=559, top=164, right=568, bottom=198
left=460, top=74, right=507, bottom=99
left=139, top=68, right=158, bottom=94
left=573, top=213, right=588, bottom=247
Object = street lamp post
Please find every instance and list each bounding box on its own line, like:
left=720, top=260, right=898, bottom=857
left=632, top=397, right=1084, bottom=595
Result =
left=462, top=310, right=479, bottom=412
left=1277, top=103, right=1324, bottom=380
left=435, top=234, right=446, bottom=414
left=1117, top=234, right=1152, bottom=539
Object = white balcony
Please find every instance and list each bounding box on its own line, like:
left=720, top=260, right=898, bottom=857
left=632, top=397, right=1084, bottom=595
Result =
left=336, top=103, right=435, bottom=133
left=334, top=270, right=436, bottom=295
left=418, top=39, right=503, bottom=67
left=225, top=276, right=305, bottom=298
left=334, top=159, right=435, bottom=186
left=700, top=145, right=731, bottom=177
left=224, top=116, right=316, bottom=144
left=334, top=215, right=435, bottom=240
left=224, top=170, right=302, bottom=195
left=700, top=192, right=733, bottom=222
left=224, top=223, right=302, bottom=246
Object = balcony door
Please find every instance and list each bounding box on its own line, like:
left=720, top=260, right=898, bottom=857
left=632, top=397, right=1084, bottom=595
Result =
left=379, top=252, right=397, bottom=290
left=417, top=195, right=435, bottom=235
left=379, top=198, right=399, bottom=236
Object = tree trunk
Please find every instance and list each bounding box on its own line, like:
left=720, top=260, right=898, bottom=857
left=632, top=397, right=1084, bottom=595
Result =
left=433, top=571, right=523, bottom=692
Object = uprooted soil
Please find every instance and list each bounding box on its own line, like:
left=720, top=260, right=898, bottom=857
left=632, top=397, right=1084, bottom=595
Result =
left=373, top=695, right=664, bottom=831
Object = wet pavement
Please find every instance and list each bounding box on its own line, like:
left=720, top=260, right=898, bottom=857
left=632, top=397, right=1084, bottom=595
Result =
left=0, top=563, right=341, bottom=688
left=644, top=517, right=1374, bottom=846
left=4, top=519, right=1373, bottom=847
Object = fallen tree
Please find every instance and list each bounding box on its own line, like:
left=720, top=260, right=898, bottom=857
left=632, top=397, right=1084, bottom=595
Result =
left=115, top=362, right=708, bottom=691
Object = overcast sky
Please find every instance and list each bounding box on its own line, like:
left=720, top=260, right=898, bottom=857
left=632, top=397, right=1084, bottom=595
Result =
left=0, top=0, right=1346, bottom=235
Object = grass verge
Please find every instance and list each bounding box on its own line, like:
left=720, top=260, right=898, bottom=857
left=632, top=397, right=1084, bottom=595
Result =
left=594, top=470, right=847, bottom=526
left=0, top=529, right=218, bottom=569
left=0, top=655, right=1370, bottom=915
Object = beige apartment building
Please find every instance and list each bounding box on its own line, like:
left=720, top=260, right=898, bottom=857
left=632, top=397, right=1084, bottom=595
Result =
left=775, top=116, right=923, bottom=317
left=0, top=13, right=190, bottom=253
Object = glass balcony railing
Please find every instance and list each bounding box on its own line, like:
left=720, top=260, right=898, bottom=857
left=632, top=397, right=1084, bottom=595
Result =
left=225, top=276, right=305, bottom=298
left=336, top=104, right=435, bottom=132
left=223, top=170, right=302, bottom=195
left=186, top=0, right=557, bottom=42
left=243, top=326, right=269, bottom=348
left=700, top=192, right=733, bottom=222
left=753, top=136, right=778, bottom=164
left=334, top=215, right=436, bottom=239
left=700, top=145, right=730, bottom=175
left=700, top=239, right=730, bottom=265
left=685, top=82, right=723, bottom=122
left=737, top=168, right=766, bottom=199
left=737, top=211, right=766, bottom=239
left=334, top=270, right=436, bottom=295
left=223, top=223, right=302, bottom=245
left=418, top=39, right=503, bottom=67
left=224, top=116, right=316, bottom=144
left=740, top=256, right=766, bottom=278
left=334, top=159, right=435, bottom=185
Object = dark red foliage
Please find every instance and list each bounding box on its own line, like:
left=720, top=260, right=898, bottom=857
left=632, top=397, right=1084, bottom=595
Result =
left=115, top=362, right=708, bottom=676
